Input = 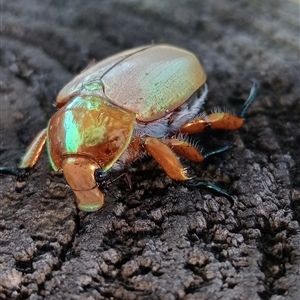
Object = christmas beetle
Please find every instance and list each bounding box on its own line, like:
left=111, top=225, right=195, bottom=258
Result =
left=0, top=45, right=257, bottom=212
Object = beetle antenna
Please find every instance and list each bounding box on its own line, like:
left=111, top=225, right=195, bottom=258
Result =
left=185, top=179, right=234, bottom=206
left=0, top=167, right=28, bottom=178
left=238, top=80, right=258, bottom=119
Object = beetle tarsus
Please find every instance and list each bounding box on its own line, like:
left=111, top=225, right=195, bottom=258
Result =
left=238, top=80, right=258, bottom=119
left=0, top=167, right=29, bottom=178
left=203, top=145, right=232, bottom=159
left=185, top=179, right=234, bottom=206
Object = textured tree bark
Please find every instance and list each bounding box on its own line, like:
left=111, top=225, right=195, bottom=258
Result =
left=0, top=0, right=299, bottom=299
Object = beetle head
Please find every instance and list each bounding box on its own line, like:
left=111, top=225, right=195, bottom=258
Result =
left=62, top=157, right=104, bottom=212
left=94, top=168, right=110, bottom=189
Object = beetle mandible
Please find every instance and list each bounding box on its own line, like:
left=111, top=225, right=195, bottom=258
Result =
left=0, top=45, right=257, bottom=211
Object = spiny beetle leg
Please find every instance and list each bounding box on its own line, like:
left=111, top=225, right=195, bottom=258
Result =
left=180, top=80, right=258, bottom=135
left=180, top=113, right=244, bottom=134
left=144, top=137, right=191, bottom=181
left=185, top=179, right=234, bottom=206
left=165, top=138, right=205, bottom=162
left=165, top=139, right=231, bottom=163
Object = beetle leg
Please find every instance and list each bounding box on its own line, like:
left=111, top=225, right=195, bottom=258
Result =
left=0, top=129, right=47, bottom=177
left=165, top=138, right=205, bottom=162
left=19, top=128, right=48, bottom=169
left=180, top=80, right=258, bottom=134
left=144, top=137, right=190, bottom=181
left=180, top=112, right=244, bottom=134
left=0, top=128, right=47, bottom=177
left=165, top=138, right=231, bottom=162
left=238, top=79, right=258, bottom=118
left=144, top=137, right=232, bottom=201
left=62, top=157, right=104, bottom=212
left=0, top=166, right=28, bottom=177
left=185, top=180, right=233, bottom=205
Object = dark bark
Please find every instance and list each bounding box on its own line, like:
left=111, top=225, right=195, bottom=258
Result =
left=0, top=0, right=299, bottom=299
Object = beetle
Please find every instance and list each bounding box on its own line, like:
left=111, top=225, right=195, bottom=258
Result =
left=0, top=45, right=257, bottom=212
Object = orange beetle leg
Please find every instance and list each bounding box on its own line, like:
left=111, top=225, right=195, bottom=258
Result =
left=144, top=137, right=191, bottom=181
left=180, top=81, right=258, bottom=135
left=179, top=118, right=208, bottom=134
left=180, top=113, right=244, bottom=134
left=19, top=128, right=48, bottom=169
left=165, top=138, right=205, bottom=162
left=62, top=157, right=104, bottom=212
left=207, top=113, right=244, bottom=130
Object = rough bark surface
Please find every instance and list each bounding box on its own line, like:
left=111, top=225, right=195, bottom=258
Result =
left=0, top=0, right=299, bottom=299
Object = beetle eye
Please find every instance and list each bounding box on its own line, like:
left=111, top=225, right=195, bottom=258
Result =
left=94, top=168, right=110, bottom=188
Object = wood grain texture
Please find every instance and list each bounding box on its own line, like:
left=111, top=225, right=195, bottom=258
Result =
left=1, top=0, right=299, bottom=299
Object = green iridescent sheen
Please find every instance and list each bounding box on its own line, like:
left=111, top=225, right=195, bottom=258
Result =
left=47, top=123, right=58, bottom=171
left=83, top=80, right=103, bottom=91
left=79, top=204, right=102, bottom=212
left=67, top=95, right=103, bottom=110
left=47, top=92, right=135, bottom=173
left=63, top=110, right=80, bottom=153
left=101, top=45, right=205, bottom=122
left=63, top=96, right=104, bottom=153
